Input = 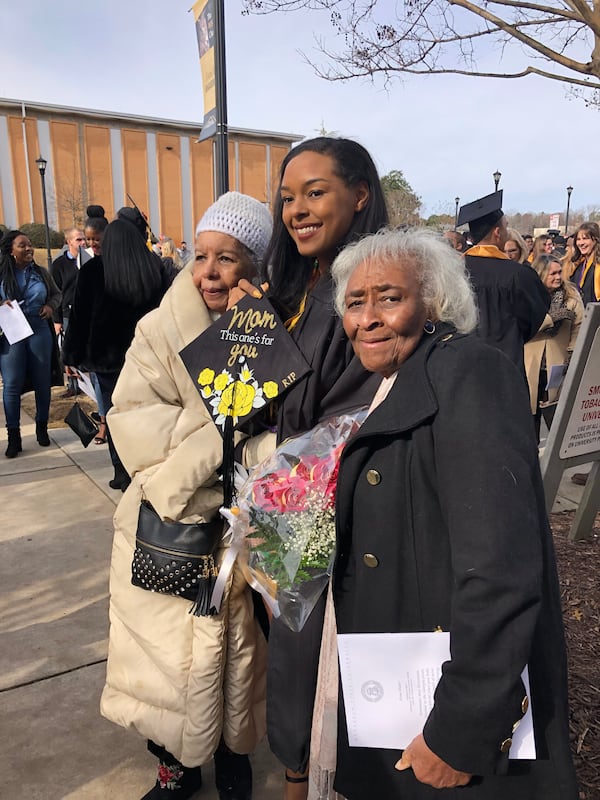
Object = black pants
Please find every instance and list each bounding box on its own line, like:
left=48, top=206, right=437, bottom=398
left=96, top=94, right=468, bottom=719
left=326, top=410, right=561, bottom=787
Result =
left=95, top=370, right=128, bottom=478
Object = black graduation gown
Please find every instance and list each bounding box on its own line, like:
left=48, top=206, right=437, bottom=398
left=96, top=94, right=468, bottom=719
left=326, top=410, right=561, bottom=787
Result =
left=277, top=274, right=379, bottom=442
left=464, top=252, right=549, bottom=375
left=267, top=274, right=380, bottom=773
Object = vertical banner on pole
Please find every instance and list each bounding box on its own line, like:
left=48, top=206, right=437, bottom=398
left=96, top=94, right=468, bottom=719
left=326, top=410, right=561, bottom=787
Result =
left=193, top=0, right=217, bottom=142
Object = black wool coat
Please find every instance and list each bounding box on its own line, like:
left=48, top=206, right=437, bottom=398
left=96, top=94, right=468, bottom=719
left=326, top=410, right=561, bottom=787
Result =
left=332, top=325, right=578, bottom=800
left=62, top=255, right=171, bottom=373
left=50, top=252, right=79, bottom=323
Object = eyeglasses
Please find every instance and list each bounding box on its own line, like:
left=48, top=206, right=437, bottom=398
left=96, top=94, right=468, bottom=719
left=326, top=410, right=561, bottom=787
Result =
left=505, top=248, right=520, bottom=255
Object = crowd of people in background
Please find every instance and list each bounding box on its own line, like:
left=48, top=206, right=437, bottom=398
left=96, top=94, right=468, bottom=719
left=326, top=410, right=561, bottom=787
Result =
left=1, top=139, right=594, bottom=800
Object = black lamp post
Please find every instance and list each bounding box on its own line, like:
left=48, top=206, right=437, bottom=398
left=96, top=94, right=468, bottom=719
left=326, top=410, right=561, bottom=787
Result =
left=565, top=185, right=573, bottom=236
left=493, top=169, right=502, bottom=191
left=35, top=155, right=52, bottom=267
left=214, top=0, right=229, bottom=197
left=454, top=196, right=460, bottom=228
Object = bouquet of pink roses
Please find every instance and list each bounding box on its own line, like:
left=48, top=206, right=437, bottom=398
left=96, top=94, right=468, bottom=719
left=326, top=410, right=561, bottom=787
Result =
left=229, top=409, right=367, bottom=631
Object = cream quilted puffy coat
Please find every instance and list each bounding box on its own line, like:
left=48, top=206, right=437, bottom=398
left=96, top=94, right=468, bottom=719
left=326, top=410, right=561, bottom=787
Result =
left=100, top=267, right=267, bottom=767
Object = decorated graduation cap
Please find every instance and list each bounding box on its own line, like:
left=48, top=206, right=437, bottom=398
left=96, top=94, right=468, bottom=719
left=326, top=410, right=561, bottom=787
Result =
left=457, top=190, right=504, bottom=244
left=179, top=293, right=310, bottom=504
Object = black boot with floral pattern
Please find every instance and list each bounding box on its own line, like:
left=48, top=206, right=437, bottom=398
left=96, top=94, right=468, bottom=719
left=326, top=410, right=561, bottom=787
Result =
left=140, top=758, right=202, bottom=800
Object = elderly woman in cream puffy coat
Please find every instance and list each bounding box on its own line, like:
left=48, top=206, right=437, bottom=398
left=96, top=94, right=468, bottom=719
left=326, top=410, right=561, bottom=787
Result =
left=100, top=193, right=273, bottom=800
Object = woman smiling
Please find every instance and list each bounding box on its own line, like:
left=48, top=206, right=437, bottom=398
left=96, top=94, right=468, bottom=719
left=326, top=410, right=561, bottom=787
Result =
left=247, top=138, right=389, bottom=799
left=565, top=221, right=600, bottom=304
left=327, top=227, right=578, bottom=799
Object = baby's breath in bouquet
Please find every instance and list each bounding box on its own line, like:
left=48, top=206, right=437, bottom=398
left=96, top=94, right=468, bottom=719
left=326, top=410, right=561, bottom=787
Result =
left=231, top=409, right=367, bottom=631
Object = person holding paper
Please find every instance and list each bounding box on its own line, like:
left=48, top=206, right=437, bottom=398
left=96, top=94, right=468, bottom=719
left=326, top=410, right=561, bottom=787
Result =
left=525, top=254, right=584, bottom=441
left=0, top=230, right=62, bottom=458
left=328, top=227, right=578, bottom=798
left=100, top=193, right=273, bottom=800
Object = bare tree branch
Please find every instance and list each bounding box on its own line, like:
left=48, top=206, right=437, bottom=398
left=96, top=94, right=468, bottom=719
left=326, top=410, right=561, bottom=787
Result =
left=482, top=0, right=581, bottom=22
left=448, top=1, right=595, bottom=74
left=242, top=0, right=600, bottom=102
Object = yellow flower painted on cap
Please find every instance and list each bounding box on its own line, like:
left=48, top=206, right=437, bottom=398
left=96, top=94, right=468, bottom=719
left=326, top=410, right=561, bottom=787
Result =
left=263, top=381, right=279, bottom=399
left=218, top=381, right=256, bottom=418
left=201, top=385, right=212, bottom=399
left=214, top=371, right=231, bottom=392
left=198, top=368, right=215, bottom=386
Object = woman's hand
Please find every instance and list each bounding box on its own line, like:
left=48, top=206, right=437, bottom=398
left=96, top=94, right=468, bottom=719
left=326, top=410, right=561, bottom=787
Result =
left=227, top=280, right=269, bottom=310
left=39, top=304, right=53, bottom=320
left=395, top=733, right=471, bottom=789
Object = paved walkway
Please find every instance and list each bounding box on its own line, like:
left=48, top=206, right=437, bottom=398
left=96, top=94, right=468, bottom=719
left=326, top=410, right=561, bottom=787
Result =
left=0, top=407, right=588, bottom=799
left=0, top=409, right=281, bottom=800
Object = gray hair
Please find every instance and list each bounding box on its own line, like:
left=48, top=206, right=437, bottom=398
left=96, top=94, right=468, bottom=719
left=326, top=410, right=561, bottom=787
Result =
left=331, top=227, right=478, bottom=334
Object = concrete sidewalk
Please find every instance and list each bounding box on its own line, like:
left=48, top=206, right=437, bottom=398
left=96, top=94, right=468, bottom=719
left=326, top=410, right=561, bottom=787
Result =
left=0, top=409, right=281, bottom=800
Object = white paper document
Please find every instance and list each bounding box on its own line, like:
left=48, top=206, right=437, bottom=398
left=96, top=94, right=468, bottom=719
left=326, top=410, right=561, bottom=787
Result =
left=338, top=631, right=535, bottom=759
left=0, top=302, right=34, bottom=344
left=77, top=372, right=98, bottom=402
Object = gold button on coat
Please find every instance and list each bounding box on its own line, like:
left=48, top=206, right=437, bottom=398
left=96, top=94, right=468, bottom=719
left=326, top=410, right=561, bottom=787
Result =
left=363, top=553, right=379, bottom=568
left=499, top=737, right=512, bottom=753
left=521, top=695, right=529, bottom=714
left=366, top=469, right=381, bottom=485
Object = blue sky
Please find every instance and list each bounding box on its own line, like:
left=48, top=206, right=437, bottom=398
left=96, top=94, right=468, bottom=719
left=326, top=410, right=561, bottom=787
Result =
left=1, top=0, right=598, bottom=219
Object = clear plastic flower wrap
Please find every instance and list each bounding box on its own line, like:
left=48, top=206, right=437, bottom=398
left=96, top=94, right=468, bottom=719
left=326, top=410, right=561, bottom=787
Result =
left=228, top=408, right=368, bottom=632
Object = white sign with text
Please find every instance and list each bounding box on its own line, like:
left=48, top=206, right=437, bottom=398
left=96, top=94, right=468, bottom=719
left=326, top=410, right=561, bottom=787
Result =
left=560, top=328, right=600, bottom=458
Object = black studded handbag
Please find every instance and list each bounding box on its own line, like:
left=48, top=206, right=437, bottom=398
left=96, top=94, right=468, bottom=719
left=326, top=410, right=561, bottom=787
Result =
left=131, top=500, right=223, bottom=616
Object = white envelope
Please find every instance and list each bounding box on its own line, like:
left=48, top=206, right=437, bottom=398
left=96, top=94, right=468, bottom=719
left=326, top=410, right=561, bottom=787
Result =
left=338, top=631, right=535, bottom=759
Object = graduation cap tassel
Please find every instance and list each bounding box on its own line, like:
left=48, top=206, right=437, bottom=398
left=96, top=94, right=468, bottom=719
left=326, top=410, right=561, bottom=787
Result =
left=222, top=380, right=237, bottom=510
left=222, top=412, right=235, bottom=509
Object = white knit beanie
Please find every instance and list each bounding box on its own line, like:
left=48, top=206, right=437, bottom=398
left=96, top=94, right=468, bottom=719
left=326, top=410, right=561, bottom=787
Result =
left=195, top=192, right=273, bottom=262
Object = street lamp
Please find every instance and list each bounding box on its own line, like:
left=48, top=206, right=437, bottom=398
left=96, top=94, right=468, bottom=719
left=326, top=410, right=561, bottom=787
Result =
left=493, top=169, right=502, bottom=191
left=35, top=155, right=52, bottom=268
left=565, top=185, right=573, bottom=236
left=454, top=196, right=460, bottom=228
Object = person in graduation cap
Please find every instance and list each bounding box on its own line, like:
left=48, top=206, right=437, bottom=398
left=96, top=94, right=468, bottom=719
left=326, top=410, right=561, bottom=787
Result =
left=459, top=191, right=550, bottom=376
left=100, top=192, right=273, bottom=800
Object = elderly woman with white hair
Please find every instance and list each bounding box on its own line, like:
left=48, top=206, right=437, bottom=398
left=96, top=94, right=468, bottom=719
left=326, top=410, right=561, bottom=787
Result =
left=325, top=228, right=577, bottom=799
left=100, top=192, right=273, bottom=800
